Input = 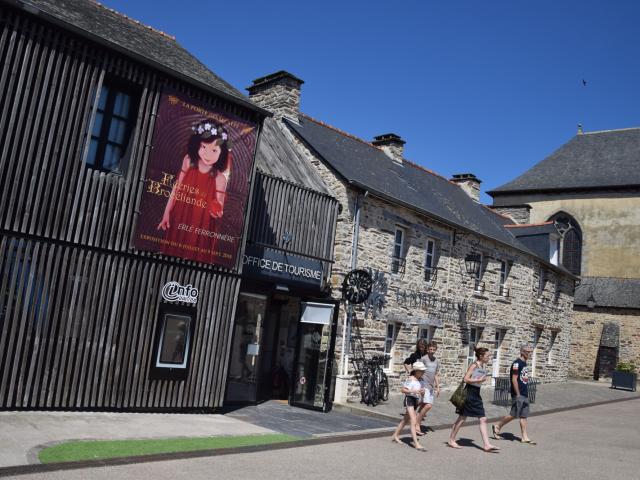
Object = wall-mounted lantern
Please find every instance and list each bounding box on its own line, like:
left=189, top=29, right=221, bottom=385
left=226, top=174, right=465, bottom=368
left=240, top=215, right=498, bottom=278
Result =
left=464, top=253, right=482, bottom=276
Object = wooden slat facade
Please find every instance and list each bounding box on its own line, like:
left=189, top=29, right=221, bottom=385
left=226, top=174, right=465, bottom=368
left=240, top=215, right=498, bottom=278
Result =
left=0, top=5, right=263, bottom=410
left=248, top=171, right=339, bottom=284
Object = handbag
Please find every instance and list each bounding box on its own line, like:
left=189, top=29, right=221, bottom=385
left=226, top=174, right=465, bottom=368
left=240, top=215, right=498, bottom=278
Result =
left=449, top=380, right=467, bottom=409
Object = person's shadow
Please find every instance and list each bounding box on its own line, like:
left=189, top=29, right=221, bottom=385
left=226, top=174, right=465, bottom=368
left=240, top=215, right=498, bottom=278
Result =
left=456, top=437, right=485, bottom=451
left=496, top=432, right=520, bottom=442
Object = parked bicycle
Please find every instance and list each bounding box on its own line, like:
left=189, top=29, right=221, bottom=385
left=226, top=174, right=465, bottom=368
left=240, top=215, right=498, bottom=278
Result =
left=360, top=355, right=390, bottom=406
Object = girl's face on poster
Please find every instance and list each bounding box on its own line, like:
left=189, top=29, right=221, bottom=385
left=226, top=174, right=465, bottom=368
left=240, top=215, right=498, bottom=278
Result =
left=198, top=140, right=221, bottom=167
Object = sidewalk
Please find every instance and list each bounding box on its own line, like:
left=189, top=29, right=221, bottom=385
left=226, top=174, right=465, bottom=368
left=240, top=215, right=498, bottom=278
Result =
left=333, top=379, right=640, bottom=426
left=0, top=380, right=636, bottom=470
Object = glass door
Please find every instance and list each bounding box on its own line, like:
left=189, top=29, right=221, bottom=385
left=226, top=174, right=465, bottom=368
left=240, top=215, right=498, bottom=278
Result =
left=291, top=302, right=336, bottom=411
left=225, top=293, right=267, bottom=403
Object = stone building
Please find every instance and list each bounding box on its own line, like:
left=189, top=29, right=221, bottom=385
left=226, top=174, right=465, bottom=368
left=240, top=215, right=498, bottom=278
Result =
left=248, top=71, right=577, bottom=402
left=489, top=127, right=640, bottom=379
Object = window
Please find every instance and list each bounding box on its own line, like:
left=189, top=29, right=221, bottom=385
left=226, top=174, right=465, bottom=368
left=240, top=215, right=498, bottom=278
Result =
left=548, top=213, right=582, bottom=275
left=474, top=253, right=485, bottom=294
left=383, top=322, right=398, bottom=369
left=424, top=238, right=437, bottom=282
left=537, top=268, right=547, bottom=299
left=499, top=260, right=510, bottom=297
left=467, top=326, right=483, bottom=368
left=150, top=304, right=196, bottom=380
left=417, top=325, right=436, bottom=343
left=391, top=227, right=406, bottom=274
left=553, top=281, right=561, bottom=303
left=86, top=79, right=138, bottom=173
left=547, top=331, right=558, bottom=365
left=532, top=327, right=543, bottom=375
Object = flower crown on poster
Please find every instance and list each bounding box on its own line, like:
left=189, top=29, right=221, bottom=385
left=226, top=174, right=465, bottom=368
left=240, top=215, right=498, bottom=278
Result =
left=191, top=121, right=228, bottom=141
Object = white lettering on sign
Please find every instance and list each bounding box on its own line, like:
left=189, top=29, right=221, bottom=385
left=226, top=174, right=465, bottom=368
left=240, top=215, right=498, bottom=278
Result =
left=243, top=254, right=322, bottom=281
left=162, top=281, right=199, bottom=304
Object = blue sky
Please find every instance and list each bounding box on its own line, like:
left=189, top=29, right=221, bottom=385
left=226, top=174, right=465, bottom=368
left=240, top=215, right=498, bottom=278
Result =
left=104, top=0, right=640, bottom=203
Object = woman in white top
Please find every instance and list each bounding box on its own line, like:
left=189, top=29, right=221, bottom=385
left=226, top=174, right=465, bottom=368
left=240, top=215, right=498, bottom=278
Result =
left=447, top=347, right=500, bottom=453
left=391, top=361, right=427, bottom=451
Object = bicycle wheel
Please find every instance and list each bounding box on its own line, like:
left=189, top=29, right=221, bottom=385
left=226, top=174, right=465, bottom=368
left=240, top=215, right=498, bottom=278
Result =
left=367, top=372, right=378, bottom=407
left=379, top=371, right=389, bottom=402
left=360, top=371, right=370, bottom=404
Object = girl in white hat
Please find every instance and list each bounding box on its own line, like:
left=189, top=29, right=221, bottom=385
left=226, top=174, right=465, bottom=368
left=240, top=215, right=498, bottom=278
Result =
left=391, top=361, right=427, bottom=451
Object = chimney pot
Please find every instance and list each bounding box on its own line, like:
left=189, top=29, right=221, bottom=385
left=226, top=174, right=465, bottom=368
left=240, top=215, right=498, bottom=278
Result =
left=247, top=71, right=304, bottom=122
left=372, top=133, right=405, bottom=164
left=450, top=173, right=482, bottom=202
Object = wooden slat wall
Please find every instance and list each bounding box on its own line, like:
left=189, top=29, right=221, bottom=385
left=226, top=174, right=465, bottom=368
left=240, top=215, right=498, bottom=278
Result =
left=0, top=6, right=258, bottom=271
left=0, top=6, right=261, bottom=409
left=248, top=172, right=339, bottom=265
left=0, top=234, right=238, bottom=409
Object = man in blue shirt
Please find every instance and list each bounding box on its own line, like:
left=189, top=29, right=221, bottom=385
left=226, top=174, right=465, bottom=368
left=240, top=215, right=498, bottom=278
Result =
left=492, top=344, right=536, bottom=444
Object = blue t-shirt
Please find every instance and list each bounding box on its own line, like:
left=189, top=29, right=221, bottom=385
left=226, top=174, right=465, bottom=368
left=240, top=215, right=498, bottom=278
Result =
left=510, top=358, right=529, bottom=397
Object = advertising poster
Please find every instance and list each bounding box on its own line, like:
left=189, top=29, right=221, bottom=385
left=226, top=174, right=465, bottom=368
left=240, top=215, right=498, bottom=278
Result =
left=134, top=89, right=258, bottom=269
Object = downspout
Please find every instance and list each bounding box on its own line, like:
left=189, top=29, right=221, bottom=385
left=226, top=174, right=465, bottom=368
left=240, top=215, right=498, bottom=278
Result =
left=340, top=189, right=366, bottom=376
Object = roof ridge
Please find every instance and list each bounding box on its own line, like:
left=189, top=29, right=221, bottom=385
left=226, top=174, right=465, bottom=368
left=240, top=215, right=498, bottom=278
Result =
left=583, top=126, right=640, bottom=135
left=90, top=1, right=176, bottom=40
left=504, top=221, right=554, bottom=228
left=482, top=204, right=514, bottom=221
left=300, top=113, right=385, bottom=152
left=402, top=158, right=450, bottom=182
left=300, top=114, right=452, bottom=182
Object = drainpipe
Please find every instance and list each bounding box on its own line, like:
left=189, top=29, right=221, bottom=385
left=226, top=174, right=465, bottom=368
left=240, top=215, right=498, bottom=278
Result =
left=340, top=190, right=366, bottom=376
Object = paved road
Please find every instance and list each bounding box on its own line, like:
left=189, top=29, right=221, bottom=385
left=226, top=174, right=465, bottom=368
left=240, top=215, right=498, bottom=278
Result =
left=8, top=400, right=639, bottom=480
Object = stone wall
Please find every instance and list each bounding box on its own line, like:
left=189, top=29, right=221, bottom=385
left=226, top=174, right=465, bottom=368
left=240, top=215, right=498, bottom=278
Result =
left=280, top=122, right=575, bottom=402
left=569, top=307, right=640, bottom=378
left=489, top=205, right=531, bottom=225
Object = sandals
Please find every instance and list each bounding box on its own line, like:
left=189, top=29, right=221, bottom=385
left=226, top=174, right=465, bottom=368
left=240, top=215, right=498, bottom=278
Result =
left=446, top=442, right=462, bottom=449
left=410, top=442, right=426, bottom=451
left=521, top=439, right=537, bottom=445
left=483, top=446, right=501, bottom=453
left=491, top=425, right=503, bottom=440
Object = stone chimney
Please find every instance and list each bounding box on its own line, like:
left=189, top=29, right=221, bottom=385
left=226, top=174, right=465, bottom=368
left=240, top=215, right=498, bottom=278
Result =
left=450, top=173, right=482, bottom=202
left=372, top=133, right=405, bottom=164
left=247, top=71, right=304, bottom=122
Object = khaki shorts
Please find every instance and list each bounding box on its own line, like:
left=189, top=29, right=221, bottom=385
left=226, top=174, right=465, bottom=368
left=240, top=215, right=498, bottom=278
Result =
left=510, top=395, right=530, bottom=418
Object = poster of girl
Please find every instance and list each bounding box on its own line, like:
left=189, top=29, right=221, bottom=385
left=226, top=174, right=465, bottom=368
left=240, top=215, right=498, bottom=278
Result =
left=156, top=119, right=231, bottom=263
left=133, top=89, right=258, bottom=268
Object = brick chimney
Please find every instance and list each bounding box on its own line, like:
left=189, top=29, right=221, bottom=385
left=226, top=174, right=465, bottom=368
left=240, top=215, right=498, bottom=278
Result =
left=372, top=133, right=405, bottom=164
left=450, top=173, right=482, bottom=202
left=247, top=71, right=304, bottom=122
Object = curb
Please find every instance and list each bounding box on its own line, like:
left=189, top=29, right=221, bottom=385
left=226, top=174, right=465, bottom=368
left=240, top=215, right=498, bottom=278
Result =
left=1, top=395, right=638, bottom=477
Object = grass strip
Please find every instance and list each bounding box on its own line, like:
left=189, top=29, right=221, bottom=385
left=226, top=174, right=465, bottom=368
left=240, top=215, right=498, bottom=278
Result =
left=38, top=433, right=299, bottom=464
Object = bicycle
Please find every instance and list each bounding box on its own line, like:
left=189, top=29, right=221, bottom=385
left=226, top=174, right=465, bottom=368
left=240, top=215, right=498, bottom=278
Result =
left=360, top=355, right=389, bottom=406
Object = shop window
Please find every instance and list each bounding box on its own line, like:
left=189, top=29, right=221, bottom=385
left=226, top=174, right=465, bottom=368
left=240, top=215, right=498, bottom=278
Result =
left=150, top=303, right=196, bottom=381
left=85, top=78, right=139, bottom=174
left=424, top=238, right=438, bottom=283
left=391, top=227, right=406, bottom=274
left=383, top=322, right=398, bottom=369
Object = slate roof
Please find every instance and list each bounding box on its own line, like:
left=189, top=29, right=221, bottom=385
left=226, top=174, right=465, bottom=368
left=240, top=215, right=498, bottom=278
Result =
left=489, top=128, right=640, bottom=195
left=505, top=223, right=559, bottom=263
left=255, top=118, right=331, bottom=195
left=575, top=277, right=640, bottom=309
left=285, top=115, right=575, bottom=275
left=14, top=0, right=265, bottom=115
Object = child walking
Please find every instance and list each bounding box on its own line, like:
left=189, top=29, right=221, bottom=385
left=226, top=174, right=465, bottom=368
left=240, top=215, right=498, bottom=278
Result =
left=392, top=361, right=427, bottom=451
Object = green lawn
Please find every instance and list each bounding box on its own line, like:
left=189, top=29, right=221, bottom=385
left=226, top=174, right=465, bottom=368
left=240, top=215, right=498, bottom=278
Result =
left=38, top=433, right=299, bottom=464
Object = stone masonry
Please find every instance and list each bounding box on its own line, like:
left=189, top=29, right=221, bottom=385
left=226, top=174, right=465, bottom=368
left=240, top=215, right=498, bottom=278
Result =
left=248, top=72, right=576, bottom=403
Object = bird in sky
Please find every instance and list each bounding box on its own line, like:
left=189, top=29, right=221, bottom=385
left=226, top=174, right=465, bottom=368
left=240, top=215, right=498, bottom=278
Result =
left=582, top=79, right=587, bottom=86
